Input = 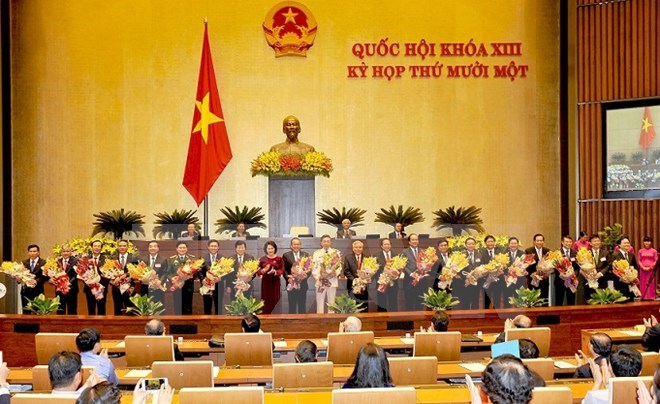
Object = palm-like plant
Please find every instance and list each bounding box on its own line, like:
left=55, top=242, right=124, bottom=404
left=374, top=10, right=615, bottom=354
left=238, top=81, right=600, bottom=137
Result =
left=374, top=205, right=425, bottom=231
left=317, top=207, right=367, bottom=228
left=215, top=206, right=267, bottom=234
left=432, top=205, right=485, bottom=236
left=92, top=209, right=145, bottom=239
left=153, top=209, right=200, bottom=239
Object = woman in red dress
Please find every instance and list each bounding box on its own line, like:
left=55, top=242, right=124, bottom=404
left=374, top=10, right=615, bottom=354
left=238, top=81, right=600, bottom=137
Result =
left=258, top=240, right=285, bottom=314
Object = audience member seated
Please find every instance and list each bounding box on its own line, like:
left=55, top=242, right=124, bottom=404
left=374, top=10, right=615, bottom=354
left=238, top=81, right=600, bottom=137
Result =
left=241, top=313, right=261, bottom=333
left=49, top=351, right=99, bottom=395
left=574, top=332, right=612, bottom=378
left=494, top=315, right=532, bottom=343
left=637, top=364, right=660, bottom=404
left=467, top=354, right=534, bottom=404
left=339, top=316, right=362, bottom=333
left=642, top=321, right=660, bottom=352
left=76, top=328, right=119, bottom=385
left=342, top=343, right=394, bottom=388
left=519, top=339, right=539, bottom=359
left=0, top=362, right=9, bottom=404
left=420, top=311, right=449, bottom=332
left=295, top=340, right=318, bottom=363
left=145, top=319, right=184, bottom=361
left=583, top=344, right=643, bottom=404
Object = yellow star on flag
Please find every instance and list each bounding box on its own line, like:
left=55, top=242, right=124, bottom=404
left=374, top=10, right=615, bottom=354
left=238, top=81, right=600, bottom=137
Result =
left=192, top=92, right=223, bottom=144
left=642, top=117, right=653, bottom=132
left=282, top=8, right=298, bottom=24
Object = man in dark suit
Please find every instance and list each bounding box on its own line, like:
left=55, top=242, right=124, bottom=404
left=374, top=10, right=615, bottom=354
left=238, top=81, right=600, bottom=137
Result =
left=87, top=239, right=108, bottom=315
left=282, top=237, right=310, bottom=314
left=139, top=240, right=167, bottom=303
left=57, top=244, right=79, bottom=315
left=610, top=236, right=637, bottom=301
left=112, top=239, right=138, bottom=315
left=430, top=238, right=450, bottom=292
left=555, top=235, right=579, bottom=306
left=344, top=240, right=369, bottom=311
left=402, top=233, right=429, bottom=311
left=165, top=242, right=196, bottom=315
left=583, top=234, right=611, bottom=302
left=573, top=333, right=612, bottom=378
left=376, top=238, right=399, bottom=312
left=387, top=222, right=407, bottom=240
left=200, top=239, right=223, bottom=315
left=456, top=237, right=481, bottom=310
left=525, top=234, right=550, bottom=303
left=503, top=237, right=526, bottom=307
left=227, top=240, right=255, bottom=298
left=21, top=244, right=48, bottom=309
left=480, top=235, right=503, bottom=309
left=336, top=218, right=356, bottom=239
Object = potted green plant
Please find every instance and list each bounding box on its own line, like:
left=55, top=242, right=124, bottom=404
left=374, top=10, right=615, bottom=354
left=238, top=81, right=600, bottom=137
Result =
left=422, top=288, right=459, bottom=311
left=374, top=205, right=425, bottom=232
left=432, top=205, right=485, bottom=236
left=587, top=288, right=627, bottom=305
left=326, top=294, right=366, bottom=313
left=317, top=207, right=367, bottom=229
left=92, top=209, right=145, bottom=239
left=24, top=294, right=60, bottom=315
left=153, top=209, right=200, bottom=239
left=224, top=294, right=265, bottom=316
left=215, top=206, right=267, bottom=235
left=126, top=295, right=165, bottom=316
left=597, top=223, right=624, bottom=251
left=508, top=287, right=547, bottom=308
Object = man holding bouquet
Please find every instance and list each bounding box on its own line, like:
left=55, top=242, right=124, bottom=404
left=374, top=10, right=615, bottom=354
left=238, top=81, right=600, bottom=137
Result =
left=165, top=242, right=196, bottom=315
left=312, top=235, right=342, bottom=313
left=200, top=239, right=224, bottom=315
left=283, top=237, right=310, bottom=314
left=555, top=235, right=579, bottom=306
left=344, top=240, right=370, bottom=311
left=525, top=234, right=550, bottom=302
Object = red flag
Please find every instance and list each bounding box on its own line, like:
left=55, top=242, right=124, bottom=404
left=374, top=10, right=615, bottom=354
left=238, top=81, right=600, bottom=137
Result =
left=638, top=107, right=656, bottom=150
left=183, top=24, right=233, bottom=206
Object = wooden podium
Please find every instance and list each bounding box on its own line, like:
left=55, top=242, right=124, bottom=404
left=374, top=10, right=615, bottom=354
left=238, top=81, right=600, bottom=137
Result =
left=268, top=176, right=316, bottom=237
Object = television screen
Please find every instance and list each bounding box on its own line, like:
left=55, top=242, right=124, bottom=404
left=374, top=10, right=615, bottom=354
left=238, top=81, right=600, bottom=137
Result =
left=603, top=98, right=660, bottom=198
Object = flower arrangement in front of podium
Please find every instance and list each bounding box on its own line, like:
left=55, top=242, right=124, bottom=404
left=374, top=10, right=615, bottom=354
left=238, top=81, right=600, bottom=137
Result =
left=250, top=151, right=333, bottom=177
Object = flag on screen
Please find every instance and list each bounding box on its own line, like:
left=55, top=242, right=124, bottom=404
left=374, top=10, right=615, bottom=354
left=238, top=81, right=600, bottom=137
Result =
left=638, top=107, right=656, bottom=150
left=183, top=24, right=233, bottom=206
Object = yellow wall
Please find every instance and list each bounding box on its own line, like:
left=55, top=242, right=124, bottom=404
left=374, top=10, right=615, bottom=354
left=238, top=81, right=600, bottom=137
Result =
left=10, top=0, right=560, bottom=256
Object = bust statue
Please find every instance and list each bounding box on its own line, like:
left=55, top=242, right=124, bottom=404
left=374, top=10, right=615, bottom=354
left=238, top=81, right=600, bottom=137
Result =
left=269, top=115, right=316, bottom=155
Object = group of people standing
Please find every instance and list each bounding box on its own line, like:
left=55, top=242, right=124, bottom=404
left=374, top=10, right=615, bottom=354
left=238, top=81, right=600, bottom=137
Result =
left=18, top=230, right=658, bottom=316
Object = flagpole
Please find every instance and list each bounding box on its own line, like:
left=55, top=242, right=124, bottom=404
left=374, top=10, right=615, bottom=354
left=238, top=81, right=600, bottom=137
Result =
left=204, top=196, right=209, bottom=237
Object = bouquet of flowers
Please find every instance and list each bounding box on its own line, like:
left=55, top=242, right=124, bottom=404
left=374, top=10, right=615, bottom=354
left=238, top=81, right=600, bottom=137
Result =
left=437, top=252, right=469, bottom=290
left=482, top=253, right=510, bottom=288
left=505, top=254, right=535, bottom=287
left=576, top=247, right=602, bottom=289
left=556, top=257, right=579, bottom=293
left=101, top=260, right=132, bottom=294
left=411, top=247, right=438, bottom=286
left=127, top=261, right=165, bottom=292
left=377, top=255, right=407, bottom=293
left=168, top=258, right=204, bottom=292
left=315, top=250, right=342, bottom=293
left=233, top=259, right=260, bottom=297
left=287, top=256, right=313, bottom=291
left=531, top=251, right=562, bottom=287
left=0, top=261, right=36, bottom=288
left=74, top=256, right=105, bottom=300
left=43, top=258, right=71, bottom=295
left=612, top=259, right=641, bottom=297
left=352, top=257, right=379, bottom=295
left=200, top=257, right=234, bottom=295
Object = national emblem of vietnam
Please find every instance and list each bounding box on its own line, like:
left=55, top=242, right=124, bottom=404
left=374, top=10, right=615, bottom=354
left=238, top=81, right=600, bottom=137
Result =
left=263, top=2, right=317, bottom=57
